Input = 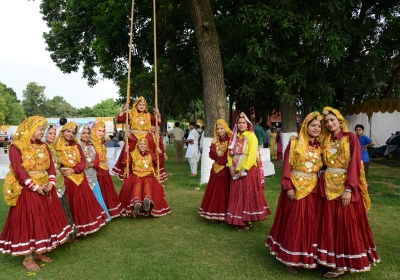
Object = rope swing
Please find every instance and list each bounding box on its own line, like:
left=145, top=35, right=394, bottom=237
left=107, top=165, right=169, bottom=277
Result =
left=124, top=0, right=135, bottom=177
left=124, top=0, right=160, bottom=180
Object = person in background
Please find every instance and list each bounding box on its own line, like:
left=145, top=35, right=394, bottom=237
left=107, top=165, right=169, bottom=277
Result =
left=277, top=129, right=283, bottom=160
left=316, top=107, right=379, bottom=278
left=355, top=124, right=375, bottom=180
left=199, top=119, right=232, bottom=222
left=269, top=127, right=277, bottom=160
left=105, top=135, right=120, bottom=148
left=0, top=116, right=73, bottom=271
left=226, top=112, right=270, bottom=231
left=199, top=126, right=205, bottom=154
left=184, top=122, right=200, bottom=177
left=263, top=125, right=271, bottom=148
left=253, top=116, right=266, bottom=149
left=118, top=135, right=125, bottom=147
left=56, top=117, right=67, bottom=136
left=266, top=112, right=323, bottom=274
left=168, top=122, right=185, bottom=163
left=183, top=129, right=190, bottom=149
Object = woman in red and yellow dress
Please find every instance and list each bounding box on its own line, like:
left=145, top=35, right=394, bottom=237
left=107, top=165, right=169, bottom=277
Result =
left=54, top=122, right=108, bottom=237
left=119, top=137, right=171, bottom=217
left=91, top=121, right=122, bottom=218
left=266, top=112, right=323, bottom=273
left=316, top=107, right=379, bottom=278
left=198, top=119, right=232, bottom=221
left=112, top=96, right=161, bottom=180
left=146, top=120, right=168, bottom=183
left=226, top=112, right=270, bottom=231
left=0, top=116, right=73, bottom=271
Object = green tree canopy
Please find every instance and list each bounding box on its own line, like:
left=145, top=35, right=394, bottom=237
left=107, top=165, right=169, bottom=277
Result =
left=0, top=82, right=26, bottom=124
left=91, top=98, right=120, bottom=117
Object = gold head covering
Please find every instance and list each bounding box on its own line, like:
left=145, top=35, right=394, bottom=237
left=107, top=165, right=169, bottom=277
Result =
left=213, top=119, right=232, bottom=138
left=91, top=121, right=106, bottom=150
left=131, top=137, right=150, bottom=162
left=53, top=121, right=78, bottom=151
left=13, top=116, right=47, bottom=150
left=132, top=96, right=149, bottom=112
left=322, top=106, right=349, bottom=132
left=91, top=121, right=108, bottom=170
left=292, top=111, right=322, bottom=157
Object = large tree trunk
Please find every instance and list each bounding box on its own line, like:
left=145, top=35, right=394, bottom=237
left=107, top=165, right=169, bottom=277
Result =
left=280, top=88, right=298, bottom=160
left=187, top=0, right=227, bottom=184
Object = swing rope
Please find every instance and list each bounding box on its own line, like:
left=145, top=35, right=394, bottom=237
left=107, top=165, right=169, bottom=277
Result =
left=125, top=0, right=135, bottom=177
left=153, top=0, right=161, bottom=182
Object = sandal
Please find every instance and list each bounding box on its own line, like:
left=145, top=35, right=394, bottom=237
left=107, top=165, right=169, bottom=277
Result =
left=134, top=203, right=142, bottom=214
left=144, top=198, right=151, bottom=212
left=35, top=254, right=53, bottom=263
left=323, top=270, right=345, bottom=278
left=23, top=259, right=40, bottom=271
left=287, top=266, right=298, bottom=274
left=237, top=225, right=251, bottom=232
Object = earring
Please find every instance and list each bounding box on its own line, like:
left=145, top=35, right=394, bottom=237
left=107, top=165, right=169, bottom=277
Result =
left=340, top=124, right=343, bottom=128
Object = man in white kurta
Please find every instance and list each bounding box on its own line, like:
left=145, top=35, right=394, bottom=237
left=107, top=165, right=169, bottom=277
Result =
left=184, top=122, right=200, bottom=176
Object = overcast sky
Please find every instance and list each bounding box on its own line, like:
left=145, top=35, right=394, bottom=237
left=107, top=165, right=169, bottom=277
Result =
left=0, top=1, right=120, bottom=109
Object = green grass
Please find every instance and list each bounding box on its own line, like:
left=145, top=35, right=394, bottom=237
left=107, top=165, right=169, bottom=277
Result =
left=0, top=148, right=399, bottom=279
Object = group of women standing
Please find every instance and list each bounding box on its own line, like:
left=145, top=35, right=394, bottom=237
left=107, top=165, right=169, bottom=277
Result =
left=266, top=107, right=379, bottom=278
left=0, top=97, right=171, bottom=271
left=199, top=113, right=270, bottom=232
left=0, top=101, right=380, bottom=276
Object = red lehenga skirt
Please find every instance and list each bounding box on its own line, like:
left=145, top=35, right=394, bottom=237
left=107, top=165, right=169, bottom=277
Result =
left=315, top=177, right=380, bottom=272
left=226, top=165, right=270, bottom=226
left=198, top=173, right=230, bottom=221
left=119, top=173, right=171, bottom=217
left=64, top=178, right=108, bottom=236
left=0, top=187, right=73, bottom=256
left=266, top=191, right=318, bottom=268
left=96, top=168, right=122, bottom=218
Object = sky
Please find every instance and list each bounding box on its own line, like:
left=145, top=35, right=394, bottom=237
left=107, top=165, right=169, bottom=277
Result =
left=0, top=1, right=119, bottom=109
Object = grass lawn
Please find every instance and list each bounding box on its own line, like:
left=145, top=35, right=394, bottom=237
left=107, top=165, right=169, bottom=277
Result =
left=0, top=147, right=399, bottom=279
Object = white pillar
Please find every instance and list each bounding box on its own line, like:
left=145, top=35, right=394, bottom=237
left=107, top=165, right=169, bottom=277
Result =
left=200, top=137, right=213, bottom=184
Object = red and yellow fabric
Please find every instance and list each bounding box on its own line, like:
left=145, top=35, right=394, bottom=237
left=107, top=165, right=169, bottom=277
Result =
left=130, top=138, right=156, bottom=178
left=53, top=122, right=84, bottom=185
left=3, top=116, right=49, bottom=206
left=91, top=121, right=108, bottom=171
left=212, top=119, right=232, bottom=174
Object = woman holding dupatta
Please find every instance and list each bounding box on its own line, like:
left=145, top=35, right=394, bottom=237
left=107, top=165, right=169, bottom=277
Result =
left=0, top=116, right=73, bottom=271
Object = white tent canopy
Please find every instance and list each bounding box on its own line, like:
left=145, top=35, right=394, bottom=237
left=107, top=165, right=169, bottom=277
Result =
left=344, top=99, right=400, bottom=147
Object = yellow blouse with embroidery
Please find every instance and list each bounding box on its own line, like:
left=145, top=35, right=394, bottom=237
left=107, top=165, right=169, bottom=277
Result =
left=131, top=152, right=155, bottom=178
left=227, top=131, right=258, bottom=171
left=57, top=145, right=84, bottom=185
left=3, top=143, right=51, bottom=206
left=213, top=140, right=228, bottom=174
left=322, top=136, right=351, bottom=200
left=129, top=111, right=151, bottom=139
left=289, top=138, right=323, bottom=200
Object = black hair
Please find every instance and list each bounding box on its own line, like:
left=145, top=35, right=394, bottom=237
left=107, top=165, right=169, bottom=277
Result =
left=355, top=124, right=364, bottom=130
left=175, top=122, right=180, bottom=127
left=59, top=117, right=67, bottom=125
